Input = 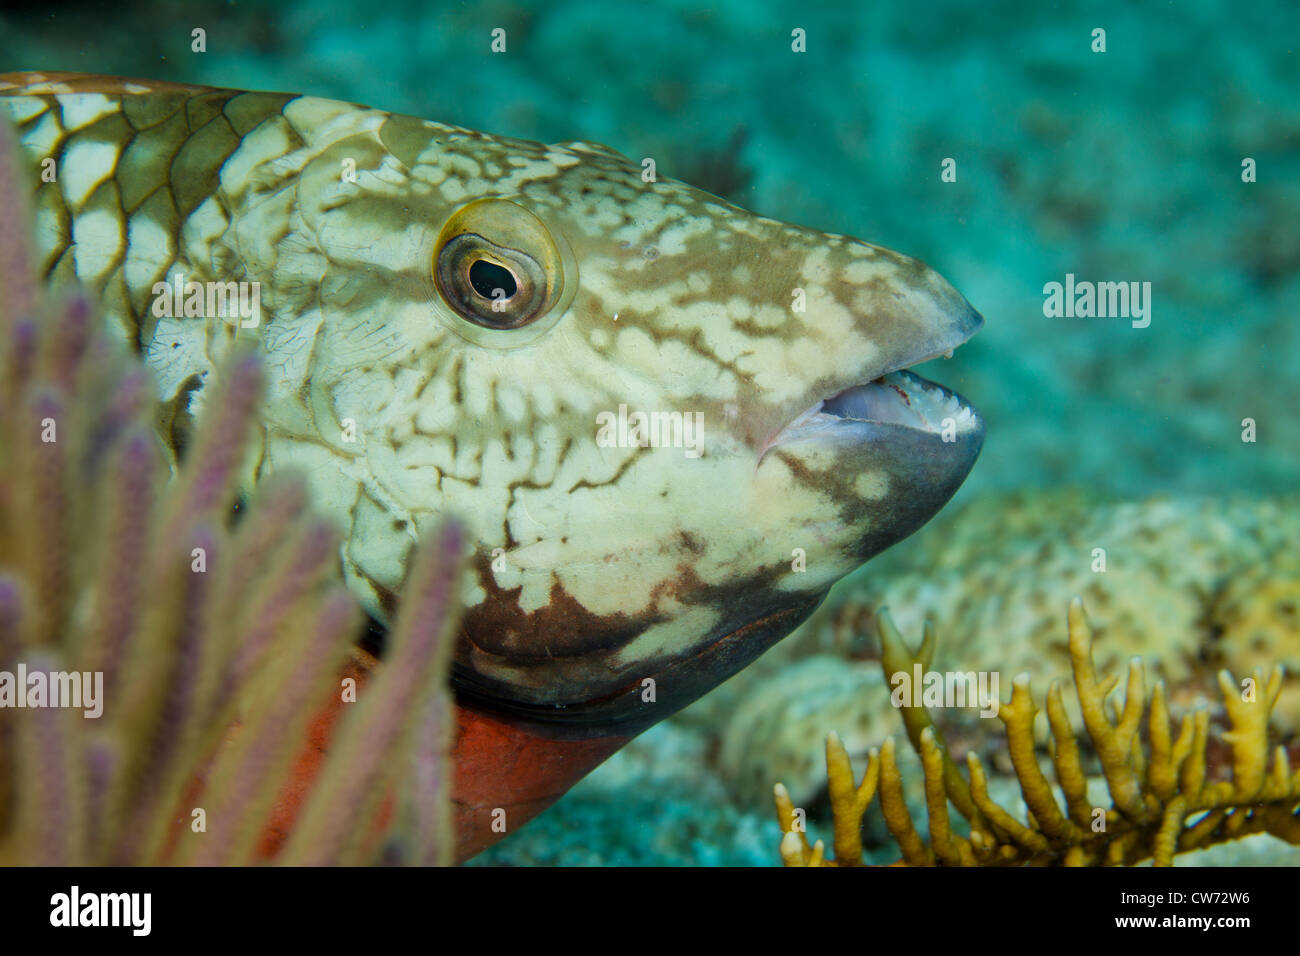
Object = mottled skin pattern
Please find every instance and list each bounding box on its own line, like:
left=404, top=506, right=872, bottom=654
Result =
left=0, top=72, right=985, bottom=857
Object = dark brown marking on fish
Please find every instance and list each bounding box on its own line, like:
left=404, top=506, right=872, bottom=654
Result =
left=459, top=550, right=664, bottom=663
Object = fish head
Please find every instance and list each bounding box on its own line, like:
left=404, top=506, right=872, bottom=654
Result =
left=272, top=110, right=984, bottom=733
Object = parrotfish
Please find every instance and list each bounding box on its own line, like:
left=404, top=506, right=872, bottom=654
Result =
left=0, top=72, right=985, bottom=861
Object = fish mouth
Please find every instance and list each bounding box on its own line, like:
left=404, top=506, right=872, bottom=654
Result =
left=769, top=369, right=981, bottom=448
left=761, top=334, right=983, bottom=458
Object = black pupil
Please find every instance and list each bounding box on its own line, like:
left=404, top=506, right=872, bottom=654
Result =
left=469, top=259, right=518, bottom=300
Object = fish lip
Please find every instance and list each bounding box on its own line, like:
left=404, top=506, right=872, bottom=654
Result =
left=449, top=591, right=828, bottom=735
left=758, top=315, right=984, bottom=460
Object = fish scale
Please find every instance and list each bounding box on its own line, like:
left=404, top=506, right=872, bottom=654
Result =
left=0, top=70, right=986, bottom=859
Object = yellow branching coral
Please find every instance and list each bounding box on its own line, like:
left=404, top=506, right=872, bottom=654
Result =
left=775, top=598, right=1300, bottom=866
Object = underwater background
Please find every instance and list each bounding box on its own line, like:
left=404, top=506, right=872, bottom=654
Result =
left=2, top=0, right=1297, bottom=864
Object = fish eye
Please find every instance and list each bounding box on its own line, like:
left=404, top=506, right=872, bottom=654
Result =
left=469, top=259, right=518, bottom=300
left=433, top=199, right=565, bottom=331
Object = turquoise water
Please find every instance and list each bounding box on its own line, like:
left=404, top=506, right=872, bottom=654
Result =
left=4, top=0, right=1296, bottom=865
left=6, top=0, right=1296, bottom=500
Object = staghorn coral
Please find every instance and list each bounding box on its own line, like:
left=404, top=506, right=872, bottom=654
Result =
left=774, top=600, right=1300, bottom=867
left=0, top=118, right=463, bottom=866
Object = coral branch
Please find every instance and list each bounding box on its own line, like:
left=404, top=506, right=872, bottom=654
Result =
left=774, top=601, right=1299, bottom=867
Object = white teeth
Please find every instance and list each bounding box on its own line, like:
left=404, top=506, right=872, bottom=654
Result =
left=890, top=371, right=977, bottom=433
left=943, top=349, right=954, bottom=359
left=771, top=369, right=979, bottom=448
